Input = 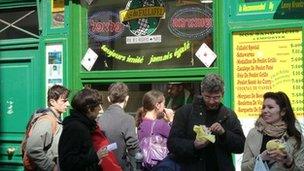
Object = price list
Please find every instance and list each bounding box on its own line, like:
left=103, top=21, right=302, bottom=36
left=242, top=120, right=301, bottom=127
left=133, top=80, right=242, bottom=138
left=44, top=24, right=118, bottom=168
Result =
left=233, top=28, right=304, bottom=118
left=290, top=42, right=304, bottom=116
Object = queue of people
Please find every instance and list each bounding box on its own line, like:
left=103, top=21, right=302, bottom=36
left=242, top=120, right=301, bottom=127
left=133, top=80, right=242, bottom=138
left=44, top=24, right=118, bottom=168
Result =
left=21, top=74, right=304, bottom=171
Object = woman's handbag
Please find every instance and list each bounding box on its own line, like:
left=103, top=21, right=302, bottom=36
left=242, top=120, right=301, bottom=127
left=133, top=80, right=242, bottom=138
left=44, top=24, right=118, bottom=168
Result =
left=139, top=121, right=169, bottom=168
left=254, top=155, right=269, bottom=171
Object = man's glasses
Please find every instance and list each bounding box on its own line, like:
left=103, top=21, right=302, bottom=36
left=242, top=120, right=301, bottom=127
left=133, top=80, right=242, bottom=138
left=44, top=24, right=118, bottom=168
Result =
left=202, top=94, right=222, bottom=101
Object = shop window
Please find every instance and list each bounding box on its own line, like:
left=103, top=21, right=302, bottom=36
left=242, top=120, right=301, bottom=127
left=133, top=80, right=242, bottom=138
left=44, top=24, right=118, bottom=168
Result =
left=86, top=0, right=213, bottom=71
left=88, top=82, right=200, bottom=115
left=0, top=7, right=39, bottom=39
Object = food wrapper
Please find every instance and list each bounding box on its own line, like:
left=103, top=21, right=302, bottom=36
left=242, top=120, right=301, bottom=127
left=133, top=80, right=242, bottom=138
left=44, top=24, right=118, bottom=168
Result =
left=266, top=139, right=285, bottom=151
left=193, top=125, right=215, bottom=143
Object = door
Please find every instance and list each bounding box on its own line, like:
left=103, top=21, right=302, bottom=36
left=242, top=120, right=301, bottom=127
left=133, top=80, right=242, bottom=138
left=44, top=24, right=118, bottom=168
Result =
left=0, top=49, right=43, bottom=170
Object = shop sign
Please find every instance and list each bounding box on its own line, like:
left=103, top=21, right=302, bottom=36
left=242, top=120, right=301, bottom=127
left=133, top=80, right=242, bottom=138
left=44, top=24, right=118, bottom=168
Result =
left=120, top=0, right=165, bottom=36
left=89, top=11, right=125, bottom=42
left=168, top=6, right=212, bottom=40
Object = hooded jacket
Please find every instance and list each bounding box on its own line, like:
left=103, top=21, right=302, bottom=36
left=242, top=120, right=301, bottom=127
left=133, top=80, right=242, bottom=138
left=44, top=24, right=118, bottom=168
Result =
left=59, top=110, right=100, bottom=171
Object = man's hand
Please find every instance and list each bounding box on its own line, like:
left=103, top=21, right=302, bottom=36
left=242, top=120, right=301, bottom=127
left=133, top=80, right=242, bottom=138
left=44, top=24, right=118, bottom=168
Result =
left=194, top=139, right=210, bottom=150
left=209, top=122, right=225, bottom=135
left=97, top=147, right=108, bottom=159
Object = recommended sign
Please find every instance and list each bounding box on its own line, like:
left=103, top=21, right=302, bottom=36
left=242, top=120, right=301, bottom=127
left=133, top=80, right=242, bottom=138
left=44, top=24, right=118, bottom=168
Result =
left=233, top=28, right=303, bottom=119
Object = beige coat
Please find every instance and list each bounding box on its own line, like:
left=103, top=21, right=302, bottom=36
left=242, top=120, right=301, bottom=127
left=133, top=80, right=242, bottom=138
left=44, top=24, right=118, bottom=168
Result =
left=241, top=127, right=304, bottom=171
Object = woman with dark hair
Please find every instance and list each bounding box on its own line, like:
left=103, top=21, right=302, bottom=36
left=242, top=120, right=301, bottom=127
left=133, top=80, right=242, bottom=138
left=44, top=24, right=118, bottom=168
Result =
left=136, top=90, right=174, bottom=170
left=59, top=88, right=121, bottom=171
left=242, top=91, right=304, bottom=171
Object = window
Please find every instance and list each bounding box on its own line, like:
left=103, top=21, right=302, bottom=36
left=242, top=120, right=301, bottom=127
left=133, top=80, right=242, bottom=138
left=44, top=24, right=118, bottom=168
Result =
left=86, top=0, right=213, bottom=71
left=0, top=7, right=39, bottom=39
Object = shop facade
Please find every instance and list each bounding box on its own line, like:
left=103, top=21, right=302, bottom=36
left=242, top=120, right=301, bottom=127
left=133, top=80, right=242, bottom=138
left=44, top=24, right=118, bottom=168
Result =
left=0, top=0, right=303, bottom=170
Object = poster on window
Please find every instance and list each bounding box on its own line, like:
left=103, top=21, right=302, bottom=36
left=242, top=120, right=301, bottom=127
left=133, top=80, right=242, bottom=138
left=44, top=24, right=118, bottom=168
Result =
left=46, top=44, right=63, bottom=90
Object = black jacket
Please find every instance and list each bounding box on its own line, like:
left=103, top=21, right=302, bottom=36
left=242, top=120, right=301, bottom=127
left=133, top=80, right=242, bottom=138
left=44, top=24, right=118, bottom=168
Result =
left=59, top=110, right=100, bottom=171
left=167, top=95, right=245, bottom=171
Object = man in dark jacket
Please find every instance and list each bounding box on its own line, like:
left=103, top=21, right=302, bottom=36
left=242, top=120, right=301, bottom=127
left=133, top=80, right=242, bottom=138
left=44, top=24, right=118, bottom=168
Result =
left=167, top=74, right=245, bottom=171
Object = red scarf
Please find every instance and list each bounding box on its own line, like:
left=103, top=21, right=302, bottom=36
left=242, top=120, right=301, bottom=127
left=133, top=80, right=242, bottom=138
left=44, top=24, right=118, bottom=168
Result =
left=91, top=126, right=122, bottom=171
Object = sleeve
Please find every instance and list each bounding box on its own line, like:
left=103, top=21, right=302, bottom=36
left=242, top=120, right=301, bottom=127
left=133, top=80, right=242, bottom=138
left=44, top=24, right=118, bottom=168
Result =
left=123, top=116, right=140, bottom=156
left=241, top=129, right=256, bottom=171
left=167, top=105, right=197, bottom=158
left=59, top=123, right=99, bottom=171
left=292, top=136, right=304, bottom=170
left=217, top=111, right=245, bottom=154
left=122, top=116, right=140, bottom=170
left=156, top=119, right=171, bottom=138
left=26, top=119, right=55, bottom=171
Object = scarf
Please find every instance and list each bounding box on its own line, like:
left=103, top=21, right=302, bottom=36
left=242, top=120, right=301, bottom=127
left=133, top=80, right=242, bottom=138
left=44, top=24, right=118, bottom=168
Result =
left=255, top=117, right=287, bottom=138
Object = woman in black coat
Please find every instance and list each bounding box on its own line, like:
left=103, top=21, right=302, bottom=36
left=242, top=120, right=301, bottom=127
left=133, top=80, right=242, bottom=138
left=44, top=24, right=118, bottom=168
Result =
left=59, top=88, right=106, bottom=171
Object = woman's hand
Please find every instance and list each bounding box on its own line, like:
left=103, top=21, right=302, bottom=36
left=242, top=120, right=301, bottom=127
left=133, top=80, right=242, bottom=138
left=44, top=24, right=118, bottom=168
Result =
left=268, top=149, right=293, bottom=166
left=163, top=108, right=174, bottom=122
left=260, top=150, right=271, bottom=161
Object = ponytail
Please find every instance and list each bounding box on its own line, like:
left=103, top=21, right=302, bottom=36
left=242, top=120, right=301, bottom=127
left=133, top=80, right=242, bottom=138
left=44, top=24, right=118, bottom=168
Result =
left=136, top=107, right=146, bottom=127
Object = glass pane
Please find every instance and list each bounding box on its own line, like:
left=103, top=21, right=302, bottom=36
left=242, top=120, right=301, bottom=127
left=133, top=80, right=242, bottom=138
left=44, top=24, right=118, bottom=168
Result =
left=87, top=0, right=213, bottom=71
left=0, top=7, right=38, bottom=39
left=89, top=82, right=200, bottom=115
left=52, top=0, right=65, bottom=28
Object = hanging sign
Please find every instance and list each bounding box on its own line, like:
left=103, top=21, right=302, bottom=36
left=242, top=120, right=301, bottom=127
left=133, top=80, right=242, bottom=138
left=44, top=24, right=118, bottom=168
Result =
left=195, top=43, right=217, bottom=67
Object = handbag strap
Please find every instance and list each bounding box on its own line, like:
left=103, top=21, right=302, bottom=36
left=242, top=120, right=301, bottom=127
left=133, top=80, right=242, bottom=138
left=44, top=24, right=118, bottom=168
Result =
left=150, top=120, right=157, bottom=136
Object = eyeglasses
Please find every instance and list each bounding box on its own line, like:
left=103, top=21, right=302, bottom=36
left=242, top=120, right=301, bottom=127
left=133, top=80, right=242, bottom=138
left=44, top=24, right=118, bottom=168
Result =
left=202, top=94, right=222, bottom=101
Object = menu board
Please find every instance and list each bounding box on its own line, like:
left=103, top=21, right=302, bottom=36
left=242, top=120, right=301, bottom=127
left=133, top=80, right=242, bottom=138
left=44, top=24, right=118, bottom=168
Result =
left=233, top=28, right=303, bottom=118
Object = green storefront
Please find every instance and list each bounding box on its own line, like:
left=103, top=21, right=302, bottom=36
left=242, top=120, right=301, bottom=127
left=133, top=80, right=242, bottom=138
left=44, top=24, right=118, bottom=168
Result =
left=0, top=0, right=303, bottom=170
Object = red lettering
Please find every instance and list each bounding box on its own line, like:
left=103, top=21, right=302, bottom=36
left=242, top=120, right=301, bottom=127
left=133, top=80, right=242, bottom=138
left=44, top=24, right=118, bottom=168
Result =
left=171, top=17, right=212, bottom=29
left=89, top=20, right=123, bottom=33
